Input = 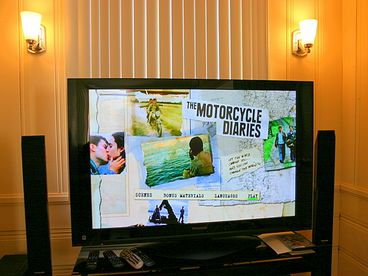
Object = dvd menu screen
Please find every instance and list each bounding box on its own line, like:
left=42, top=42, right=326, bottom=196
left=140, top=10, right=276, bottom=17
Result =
left=88, top=88, right=297, bottom=229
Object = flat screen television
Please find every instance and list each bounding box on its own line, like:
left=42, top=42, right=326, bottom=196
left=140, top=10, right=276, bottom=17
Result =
left=68, top=78, right=313, bottom=255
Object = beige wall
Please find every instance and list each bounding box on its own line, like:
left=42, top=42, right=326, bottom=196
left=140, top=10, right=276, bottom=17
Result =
left=339, top=0, right=368, bottom=274
left=268, top=0, right=342, bottom=273
left=0, top=0, right=79, bottom=274
left=269, top=0, right=368, bottom=274
left=1, top=0, right=368, bottom=275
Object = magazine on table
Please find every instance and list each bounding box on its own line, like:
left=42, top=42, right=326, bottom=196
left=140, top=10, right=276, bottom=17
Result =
left=258, top=231, right=315, bottom=255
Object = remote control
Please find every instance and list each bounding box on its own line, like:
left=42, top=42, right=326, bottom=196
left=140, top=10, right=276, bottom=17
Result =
left=130, top=248, right=155, bottom=267
left=103, top=250, right=125, bottom=269
left=119, top=248, right=144, bottom=269
left=86, top=250, right=99, bottom=270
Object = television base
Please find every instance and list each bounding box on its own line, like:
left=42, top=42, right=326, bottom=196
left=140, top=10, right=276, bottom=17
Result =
left=140, top=235, right=261, bottom=261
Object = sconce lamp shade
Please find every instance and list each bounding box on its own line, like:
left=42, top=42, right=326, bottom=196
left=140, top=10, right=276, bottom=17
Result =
left=292, top=19, right=318, bottom=57
left=299, top=19, right=318, bottom=46
left=21, top=11, right=42, bottom=41
left=20, top=11, right=46, bottom=54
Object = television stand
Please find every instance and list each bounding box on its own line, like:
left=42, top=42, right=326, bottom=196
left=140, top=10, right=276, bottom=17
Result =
left=72, top=234, right=330, bottom=275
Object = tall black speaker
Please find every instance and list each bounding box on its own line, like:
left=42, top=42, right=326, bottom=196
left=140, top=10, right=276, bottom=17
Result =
left=313, top=130, right=335, bottom=245
left=312, top=130, right=335, bottom=276
left=21, top=136, right=52, bottom=275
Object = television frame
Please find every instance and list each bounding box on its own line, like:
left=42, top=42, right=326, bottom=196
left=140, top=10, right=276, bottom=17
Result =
left=67, top=78, right=314, bottom=246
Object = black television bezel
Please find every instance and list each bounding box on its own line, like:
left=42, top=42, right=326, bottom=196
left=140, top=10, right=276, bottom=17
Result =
left=67, top=78, right=314, bottom=246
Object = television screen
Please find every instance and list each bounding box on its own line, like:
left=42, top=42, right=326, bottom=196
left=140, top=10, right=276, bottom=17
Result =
left=68, top=79, right=313, bottom=246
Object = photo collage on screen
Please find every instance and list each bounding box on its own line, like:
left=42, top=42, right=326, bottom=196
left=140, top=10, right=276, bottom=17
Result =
left=88, top=88, right=297, bottom=229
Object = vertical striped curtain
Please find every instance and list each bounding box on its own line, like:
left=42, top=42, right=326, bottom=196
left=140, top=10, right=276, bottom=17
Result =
left=66, top=0, right=268, bottom=80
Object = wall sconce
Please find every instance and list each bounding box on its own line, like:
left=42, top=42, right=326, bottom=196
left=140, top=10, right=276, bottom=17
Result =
left=20, top=11, right=46, bottom=54
left=292, top=19, right=318, bottom=57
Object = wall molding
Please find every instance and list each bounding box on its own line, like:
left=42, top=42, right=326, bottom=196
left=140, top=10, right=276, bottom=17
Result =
left=0, top=193, right=69, bottom=206
left=0, top=194, right=24, bottom=205
left=339, top=183, right=368, bottom=229
left=340, top=183, right=368, bottom=199
left=339, top=217, right=368, bottom=269
left=340, top=216, right=368, bottom=234
left=0, top=227, right=77, bottom=276
left=339, top=249, right=368, bottom=274
left=0, top=227, right=72, bottom=240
